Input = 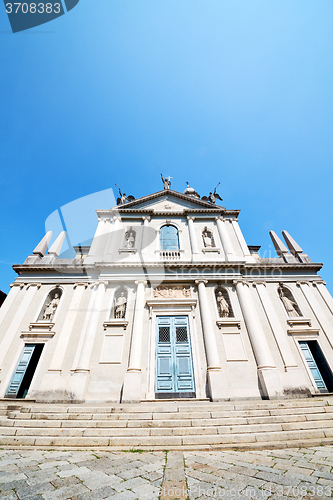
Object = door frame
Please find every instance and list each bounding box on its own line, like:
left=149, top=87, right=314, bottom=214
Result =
left=1, top=339, right=46, bottom=399
left=294, top=334, right=333, bottom=394
left=146, top=298, right=205, bottom=400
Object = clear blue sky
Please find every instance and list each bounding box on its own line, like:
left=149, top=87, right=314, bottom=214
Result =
left=1, top=0, right=333, bottom=294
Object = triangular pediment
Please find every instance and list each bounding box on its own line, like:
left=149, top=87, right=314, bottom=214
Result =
left=112, top=190, right=225, bottom=213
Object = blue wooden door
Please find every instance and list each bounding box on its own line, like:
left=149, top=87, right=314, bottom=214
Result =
left=299, top=341, right=328, bottom=393
left=5, top=344, right=36, bottom=398
left=156, top=316, right=195, bottom=397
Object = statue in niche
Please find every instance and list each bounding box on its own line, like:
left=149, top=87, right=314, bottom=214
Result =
left=278, top=286, right=300, bottom=317
left=43, top=292, right=60, bottom=321
left=124, top=228, right=136, bottom=249
left=114, top=291, right=127, bottom=319
left=202, top=227, right=215, bottom=248
left=216, top=290, right=230, bottom=318
left=161, top=174, right=172, bottom=190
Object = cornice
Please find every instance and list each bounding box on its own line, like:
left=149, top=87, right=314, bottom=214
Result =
left=13, top=261, right=323, bottom=273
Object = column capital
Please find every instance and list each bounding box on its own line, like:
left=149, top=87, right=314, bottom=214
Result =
left=313, top=280, right=326, bottom=287
left=27, top=282, right=41, bottom=289
left=195, top=279, right=208, bottom=285
left=231, top=218, right=239, bottom=222
left=74, top=282, right=89, bottom=289
left=187, top=216, right=195, bottom=222
left=215, top=216, right=223, bottom=222
left=142, top=216, right=151, bottom=223
left=135, top=280, right=147, bottom=286
left=296, top=281, right=310, bottom=287
left=253, top=281, right=266, bottom=287
left=112, top=216, right=122, bottom=223
left=233, top=279, right=249, bottom=287
left=10, top=282, right=25, bottom=289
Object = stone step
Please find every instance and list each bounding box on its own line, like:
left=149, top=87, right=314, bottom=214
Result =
left=1, top=397, right=333, bottom=450
left=2, top=413, right=333, bottom=430
left=1, top=426, right=333, bottom=449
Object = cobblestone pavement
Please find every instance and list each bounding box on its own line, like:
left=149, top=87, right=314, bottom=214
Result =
left=0, top=447, right=332, bottom=500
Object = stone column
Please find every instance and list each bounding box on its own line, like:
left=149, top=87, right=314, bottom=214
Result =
left=187, top=217, right=199, bottom=256
left=215, top=217, right=235, bottom=261
left=234, top=280, right=283, bottom=398
left=195, top=280, right=228, bottom=400
left=298, top=281, right=333, bottom=350
left=68, top=281, right=107, bottom=401
left=231, top=219, right=256, bottom=262
left=313, top=281, right=333, bottom=316
left=122, top=280, right=147, bottom=402
left=0, top=283, right=41, bottom=372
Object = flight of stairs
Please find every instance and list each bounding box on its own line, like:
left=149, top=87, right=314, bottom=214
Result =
left=1, top=397, right=333, bottom=450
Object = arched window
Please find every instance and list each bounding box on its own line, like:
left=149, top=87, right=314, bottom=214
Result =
left=160, top=225, right=180, bottom=250
left=38, top=288, right=62, bottom=322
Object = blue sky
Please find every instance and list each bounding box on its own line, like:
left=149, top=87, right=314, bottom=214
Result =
left=0, top=0, right=333, bottom=293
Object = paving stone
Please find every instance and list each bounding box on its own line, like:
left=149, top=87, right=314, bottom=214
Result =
left=105, top=492, right=137, bottom=500
left=15, top=481, right=55, bottom=498
left=71, top=485, right=118, bottom=500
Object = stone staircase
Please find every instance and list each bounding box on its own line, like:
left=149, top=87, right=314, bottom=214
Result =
left=1, top=397, right=333, bottom=450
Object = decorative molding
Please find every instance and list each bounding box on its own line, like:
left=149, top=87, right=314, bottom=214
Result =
left=153, top=286, right=191, bottom=299
left=103, top=320, right=128, bottom=330
left=142, top=216, right=151, bottom=222
left=287, top=318, right=312, bottom=327
left=21, top=332, right=55, bottom=341
left=118, top=249, right=137, bottom=254
left=28, top=322, right=55, bottom=332
left=287, top=328, right=319, bottom=336
left=216, top=319, right=241, bottom=329
left=202, top=248, right=221, bottom=253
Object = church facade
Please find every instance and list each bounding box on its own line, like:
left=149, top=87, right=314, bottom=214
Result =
left=1, top=183, right=333, bottom=403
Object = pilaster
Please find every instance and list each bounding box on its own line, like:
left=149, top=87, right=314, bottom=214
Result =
left=122, top=280, right=147, bottom=403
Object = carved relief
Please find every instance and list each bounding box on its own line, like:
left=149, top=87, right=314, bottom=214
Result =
left=39, top=288, right=62, bottom=321
left=153, top=286, right=191, bottom=299
left=113, top=288, right=128, bottom=319
left=215, top=287, right=233, bottom=318
left=278, top=285, right=302, bottom=317
left=202, top=227, right=215, bottom=248
left=124, top=228, right=136, bottom=249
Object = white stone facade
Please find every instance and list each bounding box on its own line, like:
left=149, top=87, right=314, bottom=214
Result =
left=1, top=188, right=333, bottom=403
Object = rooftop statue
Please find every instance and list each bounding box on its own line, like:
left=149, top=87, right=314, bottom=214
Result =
left=202, top=182, right=223, bottom=204
left=115, top=184, right=135, bottom=205
left=161, top=174, right=172, bottom=190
